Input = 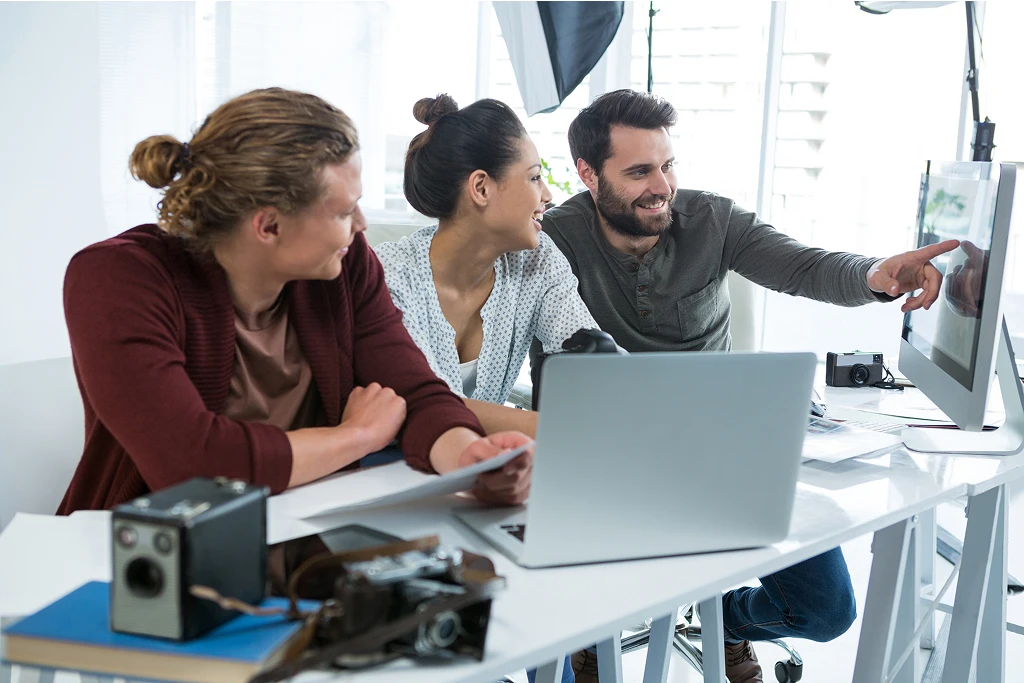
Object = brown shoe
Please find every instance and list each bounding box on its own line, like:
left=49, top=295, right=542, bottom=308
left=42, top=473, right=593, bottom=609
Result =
left=571, top=648, right=600, bottom=683
left=724, top=640, right=763, bottom=683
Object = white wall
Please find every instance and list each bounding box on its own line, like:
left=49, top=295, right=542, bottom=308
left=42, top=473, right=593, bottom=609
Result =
left=1, top=3, right=105, bottom=365
left=0, top=2, right=195, bottom=366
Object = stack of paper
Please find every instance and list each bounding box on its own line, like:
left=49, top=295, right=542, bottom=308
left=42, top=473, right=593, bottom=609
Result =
left=803, top=418, right=904, bottom=464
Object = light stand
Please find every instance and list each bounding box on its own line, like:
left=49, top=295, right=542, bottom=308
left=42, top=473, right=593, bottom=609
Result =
left=965, top=1, right=995, bottom=160
left=646, top=2, right=658, bottom=93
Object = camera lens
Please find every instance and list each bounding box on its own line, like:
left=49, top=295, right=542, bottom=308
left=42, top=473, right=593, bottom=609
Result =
left=850, top=363, right=871, bottom=386
left=125, top=558, right=164, bottom=598
left=421, top=611, right=461, bottom=650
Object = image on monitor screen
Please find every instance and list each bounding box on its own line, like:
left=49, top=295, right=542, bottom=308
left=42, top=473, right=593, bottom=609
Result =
left=902, top=164, right=1001, bottom=390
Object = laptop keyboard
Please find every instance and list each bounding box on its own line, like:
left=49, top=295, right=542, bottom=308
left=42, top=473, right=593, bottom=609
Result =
left=500, top=524, right=527, bottom=542
left=840, top=419, right=906, bottom=434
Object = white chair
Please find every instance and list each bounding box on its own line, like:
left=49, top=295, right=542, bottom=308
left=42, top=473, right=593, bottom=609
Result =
left=727, top=270, right=758, bottom=352
left=364, top=220, right=429, bottom=249
left=0, top=357, right=85, bottom=530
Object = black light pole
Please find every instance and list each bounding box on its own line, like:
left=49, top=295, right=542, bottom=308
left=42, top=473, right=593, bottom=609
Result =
left=646, top=2, right=658, bottom=93
left=965, top=1, right=995, bottom=160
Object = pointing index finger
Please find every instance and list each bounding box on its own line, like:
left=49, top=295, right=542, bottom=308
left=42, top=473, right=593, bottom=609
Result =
left=916, top=239, right=960, bottom=262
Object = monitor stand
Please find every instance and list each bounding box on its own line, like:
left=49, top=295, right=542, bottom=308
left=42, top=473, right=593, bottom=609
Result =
left=902, top=319, right=1024, bottom=455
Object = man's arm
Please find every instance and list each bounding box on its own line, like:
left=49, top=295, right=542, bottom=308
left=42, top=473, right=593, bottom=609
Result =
left=721, top=198, right=888, bottom=307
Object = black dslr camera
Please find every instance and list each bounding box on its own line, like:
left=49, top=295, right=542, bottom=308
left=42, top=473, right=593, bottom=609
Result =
left=530, top=328, right=624, bottom=410
left=825, top=351, right=886, bottom=388
left=110, top=477, right=268, bottom=641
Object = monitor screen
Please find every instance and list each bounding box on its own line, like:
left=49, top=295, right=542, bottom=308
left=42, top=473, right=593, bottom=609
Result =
left=902, top=162, right=1002, bottom=389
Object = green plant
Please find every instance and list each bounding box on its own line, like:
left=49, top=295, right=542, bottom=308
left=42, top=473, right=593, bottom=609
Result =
left=541, top=158, right=575, bottom=196
left=924, top=188, right=966, bottom=234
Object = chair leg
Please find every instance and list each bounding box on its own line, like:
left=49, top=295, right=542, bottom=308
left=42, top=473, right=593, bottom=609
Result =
left=643, top=613, right=676, bottom=683
left=620, top=603, right=806, bottom=682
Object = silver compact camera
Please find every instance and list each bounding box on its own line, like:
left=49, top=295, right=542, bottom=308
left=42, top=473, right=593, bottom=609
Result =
left=825, top=351, right=885, bottom=388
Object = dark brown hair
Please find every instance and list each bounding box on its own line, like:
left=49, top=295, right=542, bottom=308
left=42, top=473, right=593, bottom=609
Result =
left=404, top=94, right=527, bottom=219
left=568, top=89, right=678, bottom=175
left=129, top=87, right=359, bottom=250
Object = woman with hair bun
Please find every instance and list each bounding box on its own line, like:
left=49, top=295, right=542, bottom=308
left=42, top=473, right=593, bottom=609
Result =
left=58, top=87, right=532, bottom=514
left=376, top=94, right=600, bottom=438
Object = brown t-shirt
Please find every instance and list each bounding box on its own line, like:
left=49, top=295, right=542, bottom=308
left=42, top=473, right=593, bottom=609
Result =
left=223, top=294, right=324, bottom=431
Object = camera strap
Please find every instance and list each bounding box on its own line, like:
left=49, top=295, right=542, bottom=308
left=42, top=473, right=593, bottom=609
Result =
left=249, top=581, right=493, bottom=683
left=189, top=536, right=446, bottom=619
left=232, top=537, right=503, bottom=683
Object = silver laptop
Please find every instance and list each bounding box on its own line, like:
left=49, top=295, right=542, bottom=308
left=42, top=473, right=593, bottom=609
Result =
left=454, top=351, right=816, bottom=568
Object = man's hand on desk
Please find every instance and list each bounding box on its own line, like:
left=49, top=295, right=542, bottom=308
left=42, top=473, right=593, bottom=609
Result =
left=459, top=431, right=534, bottom=505
left=867, top=239, right=960, bottom=312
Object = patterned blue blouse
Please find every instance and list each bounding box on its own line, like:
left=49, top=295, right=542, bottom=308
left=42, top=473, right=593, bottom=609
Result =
left=374, top=226, right=599, bottom=404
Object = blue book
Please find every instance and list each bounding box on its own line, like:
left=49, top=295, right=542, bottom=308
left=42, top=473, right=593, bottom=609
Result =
left=1, top=581, right=313, bottom=683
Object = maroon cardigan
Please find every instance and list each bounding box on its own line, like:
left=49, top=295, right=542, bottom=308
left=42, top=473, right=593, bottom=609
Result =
left=57, top=225, right=484, bottom=513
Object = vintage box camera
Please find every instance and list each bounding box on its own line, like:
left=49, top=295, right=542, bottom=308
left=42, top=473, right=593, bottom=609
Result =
left=826, top=351, right=886, bottom=388
left=110, top=477, right=268, bottom=641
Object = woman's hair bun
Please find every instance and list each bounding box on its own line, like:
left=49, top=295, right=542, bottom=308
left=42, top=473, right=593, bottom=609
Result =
left=413, top=94, right=459, bottom=126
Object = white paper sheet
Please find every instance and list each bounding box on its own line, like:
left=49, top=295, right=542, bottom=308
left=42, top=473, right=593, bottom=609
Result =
left=269, top=443, right=533, bottom=520
left=0, top=511, right=112, bottom=617
left=802, top=418, right=904, bottom=464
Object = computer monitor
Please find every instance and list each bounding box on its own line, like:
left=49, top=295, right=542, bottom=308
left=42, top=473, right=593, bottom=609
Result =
left=899, top=160, right=1023, bottom=454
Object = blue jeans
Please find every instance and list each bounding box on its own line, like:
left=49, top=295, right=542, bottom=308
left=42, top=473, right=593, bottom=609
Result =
left=721, top=547, right=857, bottom=643
left=526, top=655, right=575, bottom=683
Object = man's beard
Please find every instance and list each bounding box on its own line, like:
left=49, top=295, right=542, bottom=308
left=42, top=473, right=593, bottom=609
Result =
left=595, top=182, right=675, bottom=238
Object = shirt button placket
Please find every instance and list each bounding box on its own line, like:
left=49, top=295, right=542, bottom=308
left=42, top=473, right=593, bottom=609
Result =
left=635, top=260, right=656, bottom=332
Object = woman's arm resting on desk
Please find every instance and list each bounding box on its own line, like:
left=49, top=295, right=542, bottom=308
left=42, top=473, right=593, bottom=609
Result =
left=464, top=398, right=538, bottom=438
left=430, top=427, right=534, bottom=505
left=287, top=383, right=407, bottom=487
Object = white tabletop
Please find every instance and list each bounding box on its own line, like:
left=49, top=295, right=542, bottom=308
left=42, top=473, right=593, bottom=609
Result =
left=260, top=452, right=972, bottom=683
left=3, top=436, right=1024, bottom=682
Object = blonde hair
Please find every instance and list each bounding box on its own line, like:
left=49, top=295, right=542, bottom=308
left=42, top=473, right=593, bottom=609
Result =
left=129, top=88, right=359, bottom=250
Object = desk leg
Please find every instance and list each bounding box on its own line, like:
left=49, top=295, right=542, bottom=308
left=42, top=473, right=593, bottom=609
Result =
left=697, top=595, right=725, bottom=683
left=918, top=505, right=937, bottom=650
left=597, top=634, right=624, bottom=683
left=642, top=612, right=676, bottom=683
left=974, top=484, right=1008, bottom=683
left=852, top=517, right=914, bottom=683
left=893, top=520, right=919, bottom=683
left=941, top=485, right=1004, bottom=683
left=533, top=657, right=566, bottom=683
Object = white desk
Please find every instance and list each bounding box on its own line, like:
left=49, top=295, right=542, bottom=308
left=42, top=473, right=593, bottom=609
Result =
left=4, top=448, right=1012, bottom=683
left=822, top=383, right=1023, bottom=682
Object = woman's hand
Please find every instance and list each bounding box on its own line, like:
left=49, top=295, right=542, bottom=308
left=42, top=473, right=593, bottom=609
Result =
left=458, top=431, right=534, bottom=505
left=341, top=383, right=407, bottom=453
